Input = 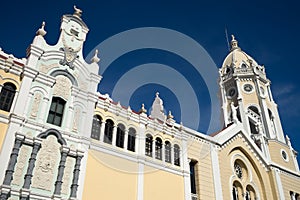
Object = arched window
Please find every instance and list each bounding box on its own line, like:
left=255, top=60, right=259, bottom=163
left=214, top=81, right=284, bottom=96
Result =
left=245, top=191, right=250, bottom=200
left=232, top=186, right=238, bottom=200
left=127, top=128, right=136, bottom=152
left=91, top=115, right=102, bottom=140
left=174, top=144, right=180, bottom=166
left=116, top=123, right=125, bottom=148
left=104, top=119, right=114, bottom=144
left=246, top=185, right=257, bottom=200
left=190, top=160, right=197, bottom=194
left=47, top=97, right=65, bottom=126
left=232, top=181, right=242, bottom=200
left=248, top=106, right=259, bottom=116
left=0, top=82, right=16, bottom=112
left=145, top=134, right=153, bottom=157
left=155, top=137, right=162, bottom=160
left=165, top=141, right=171, bottom=163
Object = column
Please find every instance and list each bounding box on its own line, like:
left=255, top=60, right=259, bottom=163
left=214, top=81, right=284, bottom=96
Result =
left=53, top=146, right=69, bottom=196
left=112, top=126, right=117, bottom=146
left=21, top=138, right=42, bottom=200
left=70, top=154, right=83, bottom=199
left=124, top=130, right=128, bottom=150
left=152, top=138, right=155, bottom=158
left=274, top=168, right=285, bottom=200
left=22, top=139, right=42, bottom=189
left=182, top=137, right=192, bottom=200
left=210, top=144, right=223, bottom=199
left=2, top=134, right=24, bottom=185
left=136, top=122, right=146, bottom=200
left=22, top=92, right=34, bottom=117
left=137, top=161, right=144, bottom=200
left=171, top=145, right=174, bottom=165
left=0, top=134, right=24, bottom=200
left=38, top=97, right=49, bottom=123
left=99, top=121, right=106, bottom=142
left=65, top=106, right=74, bottom=131
left=162, top=143, right=165, bottom=163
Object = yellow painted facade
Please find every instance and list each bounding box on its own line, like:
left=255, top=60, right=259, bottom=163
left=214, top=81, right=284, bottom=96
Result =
left=144, top=166, right=184, bottom=200
left=83, top=150, right=138, bottom=200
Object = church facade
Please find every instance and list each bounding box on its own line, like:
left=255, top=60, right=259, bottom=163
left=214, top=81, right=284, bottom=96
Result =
left=0, top=7, right=299, bottom=200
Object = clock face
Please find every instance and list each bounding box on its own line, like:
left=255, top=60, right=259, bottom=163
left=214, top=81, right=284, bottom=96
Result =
left=234, top=164, right=243, bottom=179
left=244, top=84, right=253, bottom=93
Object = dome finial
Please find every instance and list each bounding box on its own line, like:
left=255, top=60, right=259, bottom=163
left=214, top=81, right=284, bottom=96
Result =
left=91, top=49, right=100, bottom=63
left=230, top=34, right=239, bottom=51
left=36, top=21, right=47, bottom=37
left=73, top=5, right=82, bottom=18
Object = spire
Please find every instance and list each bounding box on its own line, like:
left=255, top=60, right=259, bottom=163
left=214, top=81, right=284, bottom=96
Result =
left=230, top=35, right=240, bottom=51
left=150, top=92, right=166, bottom=121
left=73, top=5, right=83, bottom=18
left=36, top=21, right=47, bottom=37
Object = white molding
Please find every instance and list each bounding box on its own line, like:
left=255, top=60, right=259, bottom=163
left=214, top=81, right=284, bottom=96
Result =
left=210, top=144, right=223, bottom=199
left=274, top=168, right=285, bottom=200
left=137, top=161, right=144, bottom=200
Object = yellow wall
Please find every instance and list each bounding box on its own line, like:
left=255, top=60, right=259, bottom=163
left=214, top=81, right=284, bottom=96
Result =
left=0, top=122, right=8, bottom=150
left=268, top=140, right=296, bottom=171
left=187, top=138, right=215, bottom=199
left=281, top=172, right=300, bottom=199
left=144, top=165, right=184, bottom=200
left=82, top=150, right=138, bottom=200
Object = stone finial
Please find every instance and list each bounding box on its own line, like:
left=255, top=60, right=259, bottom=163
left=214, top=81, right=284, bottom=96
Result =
left=73, top=5, right=83, bottom=18
left=286, top=135, right=292, bottom=147
left=91, top=49, right=100, bottom=63
left=167, top=111, right=174, bottom=120
left=179, top=122, right=184, bottom=131
left=36, top=21, right=47, bottom=37
left=230, top=34, right=239, bottom=51
left=139, top=103, right=147, bottom=114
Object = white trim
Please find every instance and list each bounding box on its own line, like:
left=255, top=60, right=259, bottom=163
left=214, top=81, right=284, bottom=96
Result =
left=77, top=144, right=89, bottom=200
left=274, top=168, right=285, bottom=200
left=137, top=161, right=144, bottom=200
left=182, top=139, right=191, bottom=200
left=210, top=144, right=223, bottom=199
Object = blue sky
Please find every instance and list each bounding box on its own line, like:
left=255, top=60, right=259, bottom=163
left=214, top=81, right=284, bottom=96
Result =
left=1, top=1, right=300, bottom=155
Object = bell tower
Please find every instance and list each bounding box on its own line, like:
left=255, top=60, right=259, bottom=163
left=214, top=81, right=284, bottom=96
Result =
left=219, top=35, right=285, bottom=150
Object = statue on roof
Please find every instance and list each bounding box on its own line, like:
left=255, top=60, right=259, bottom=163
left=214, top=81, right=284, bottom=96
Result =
left=73, top=5, right=82, bottom=18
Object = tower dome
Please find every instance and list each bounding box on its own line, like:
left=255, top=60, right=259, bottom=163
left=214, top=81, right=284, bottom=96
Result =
left=220, top=35, right=259, bottom=76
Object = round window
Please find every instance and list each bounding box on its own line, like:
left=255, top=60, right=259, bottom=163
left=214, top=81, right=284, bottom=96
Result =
left=281, top=149, right=289, bottom=162
left=234, top=163, right=243, bottom=179
left=243, top=84, right=254, bottom=93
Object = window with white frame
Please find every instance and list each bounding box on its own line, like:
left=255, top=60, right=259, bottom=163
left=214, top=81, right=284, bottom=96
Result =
left=0, top=82, right=16, bottom=112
